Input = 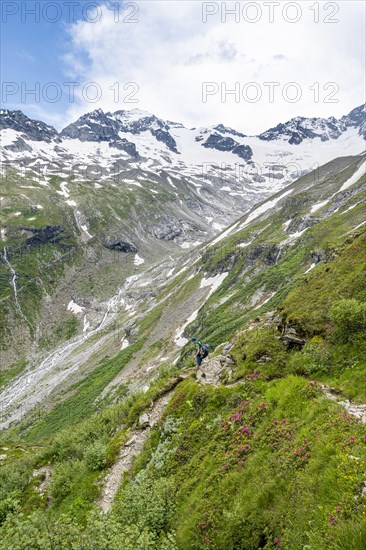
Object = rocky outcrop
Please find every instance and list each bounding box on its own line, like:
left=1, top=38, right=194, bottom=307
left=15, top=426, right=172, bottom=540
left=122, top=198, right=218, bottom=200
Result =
left=259, top=104, right=366, bottom=144
left=24, top=226, right=67, bottom=247
left=138, top=413, right=150, bottom=427
left=60, top=109, right=180, bottom=154
left=202, top=133, right=253, bottom=161
left=151, top=217, right=183, bottom=241
left=196, top=353, right=235, bottom=385
left=151, top=128, right=179, bottom=154
left=0, top=109, right=59, bottom=142
left=103, top=238, right=138, bottom=253
left=310, top=247, right=337, bottom=264
left=61, top=109, right=117, bottom=142
left=213, top=124, right=246, bottom=138
left=340, top=104, right=366, bottom=139
left=281, top=327, right=306, bottom=348
left=109, top=139, right=139, bottom=158
left=245, top=244, right=283, bottom=266
left=4, top=137, right=33, bottom=153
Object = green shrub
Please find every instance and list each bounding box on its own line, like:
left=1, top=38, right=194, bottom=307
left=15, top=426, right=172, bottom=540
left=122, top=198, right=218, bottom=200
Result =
left=289, top=339, right=331, bottom=375
left=0, top=493, right=20, bottom=526
left=114, top=469, right=176, bottom=535
left=48, top=431, right=83, bottom=462
left=0, top=461, right=31, bottom=525
left=84, top=442, right=108, bottom=471
left=231, top=328, right=288, bottom=375
left=50, top=460, right=84, bottom=503
left=0, top=510, right=177, bottom=549
left=330, top=299, right=366, bottom=342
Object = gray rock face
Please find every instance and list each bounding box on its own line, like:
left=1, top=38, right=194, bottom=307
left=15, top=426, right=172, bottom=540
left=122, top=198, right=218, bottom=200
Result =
left=287, top=216, right=318, bottom=234
left=232, top=144, right=253, bottom=161
left=60, top=109, right=179, bottom=154
left=109, top=139, right=139, bottom=158
left=246, top=244, right=282, bottom=266
left=4, top=137, right=32, bottom=153
left=151, top=216, right=183, bottom=241
left=259, top=103, right=366, bottom=144
left=114, top=112, right=161, bottom=134
left=340, top=104, right=366, bottom=139
left=0, top=109, right=59, bottom=142
left=151, top=128, right=179, bottom=153
left=259, top=118, right=338, bottom=144
left=103, top=238, right=138, bottom=253
left=202, top=133, right=253, bottom=161
left=213, top=124, right=246, bottom=138
left=60, top=109, right=118, bottom=142
left=24, top=226, right=67, bottom=248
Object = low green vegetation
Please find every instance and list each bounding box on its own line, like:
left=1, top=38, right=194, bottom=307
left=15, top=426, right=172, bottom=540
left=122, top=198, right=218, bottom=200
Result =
left=1, top=373, right=365, bottom=549
left=0, top=157, right=365, bottom=548
left=23, top=343, right=146, bottom=442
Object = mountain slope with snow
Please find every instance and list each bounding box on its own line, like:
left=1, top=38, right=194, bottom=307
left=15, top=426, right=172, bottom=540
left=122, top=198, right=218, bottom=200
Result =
left=1, top=105, right=365, bottom=186
left=0, top=105, right=365, bottom=389
left=0, top=151, right=365, bottom=429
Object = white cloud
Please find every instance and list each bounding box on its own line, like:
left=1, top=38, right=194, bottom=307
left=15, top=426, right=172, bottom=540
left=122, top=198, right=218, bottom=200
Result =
left=59, top=0, right=365, bottom=133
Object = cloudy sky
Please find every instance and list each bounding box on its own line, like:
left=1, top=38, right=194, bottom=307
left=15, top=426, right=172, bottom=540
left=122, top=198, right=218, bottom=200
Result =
left=2, top=0, right=365, bottom=133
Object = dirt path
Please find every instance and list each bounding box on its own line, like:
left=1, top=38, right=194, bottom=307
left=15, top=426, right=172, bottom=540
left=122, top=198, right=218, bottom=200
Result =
left=320, top=384, right=366, bottom=423
left=97, top=360, right=366, bottom=514
left=97, top=390, right=174, bottom=513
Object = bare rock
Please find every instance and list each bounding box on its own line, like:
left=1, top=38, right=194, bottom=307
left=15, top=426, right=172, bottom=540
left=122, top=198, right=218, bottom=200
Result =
left=196, top=356, right=232, bottom=385
left=283, top=334, right=306, bottom=347
left=125, top=436, right=137, bottom=447
left=139, top=413, right=150, bottom=427
left=257, top=355, right=272, bottom=363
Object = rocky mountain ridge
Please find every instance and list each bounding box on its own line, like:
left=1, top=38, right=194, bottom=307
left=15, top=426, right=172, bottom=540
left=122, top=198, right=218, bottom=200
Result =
left=1, top=104, right=365, bottom=150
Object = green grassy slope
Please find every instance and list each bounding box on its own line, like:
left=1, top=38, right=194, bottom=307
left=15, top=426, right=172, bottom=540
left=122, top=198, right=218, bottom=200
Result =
left=0, top=163, right=210, bottom=379
left=0, top=154, right=365, bottom=548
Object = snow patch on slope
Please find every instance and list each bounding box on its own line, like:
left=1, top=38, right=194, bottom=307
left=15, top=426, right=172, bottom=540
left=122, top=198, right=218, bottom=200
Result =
left=336, top=160, right=366, bottom=194
left=67, top=300, right=84, bottom=314
left=174, top=272, right=229, bottom=348
left=311, top=200, right=329, bottom=214
left=239, top=188, right=294, bottom=230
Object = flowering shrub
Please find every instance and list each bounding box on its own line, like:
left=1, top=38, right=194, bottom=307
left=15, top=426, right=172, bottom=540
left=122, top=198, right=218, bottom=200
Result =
left=292, top=439, right=311, bottom=464
left=261, top=418, right=295, bottom=450
left=198, top=510, right=213, bottom=546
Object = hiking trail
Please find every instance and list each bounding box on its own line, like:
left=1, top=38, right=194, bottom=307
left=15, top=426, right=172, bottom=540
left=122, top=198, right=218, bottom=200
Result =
left=96, top=355, right=366, bottom=513
left=97, top=389, right=175, bottom=513
left=319, top=384, right=366, bottom=423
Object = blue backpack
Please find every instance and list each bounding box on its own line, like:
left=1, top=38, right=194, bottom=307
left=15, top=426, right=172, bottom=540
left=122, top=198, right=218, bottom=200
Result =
left=200, top=344, right=210, bottom=358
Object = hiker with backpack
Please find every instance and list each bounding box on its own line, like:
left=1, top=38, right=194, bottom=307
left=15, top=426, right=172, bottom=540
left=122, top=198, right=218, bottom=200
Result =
left=191, top=337, right=210, bottom=367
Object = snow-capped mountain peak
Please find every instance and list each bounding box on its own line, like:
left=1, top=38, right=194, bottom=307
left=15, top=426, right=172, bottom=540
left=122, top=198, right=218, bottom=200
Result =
left=0, top=109, right=59, bottom=143
left=259, top=104, right=366, bottom=144
left=1, top=104, right=365, bottom=197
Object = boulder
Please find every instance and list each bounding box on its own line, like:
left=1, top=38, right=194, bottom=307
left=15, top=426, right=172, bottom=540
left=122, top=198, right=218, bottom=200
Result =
left=196, top=355, right=233, bottom=385
left=257, top=355, right=272, bottom=363
left=282, top=334, right=306, bottom=348
left=139, top=413, right=150, bottom=427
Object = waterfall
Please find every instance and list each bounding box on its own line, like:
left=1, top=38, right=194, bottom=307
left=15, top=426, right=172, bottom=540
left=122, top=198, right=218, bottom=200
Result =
left=2, top=247, right=33, bottom=328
